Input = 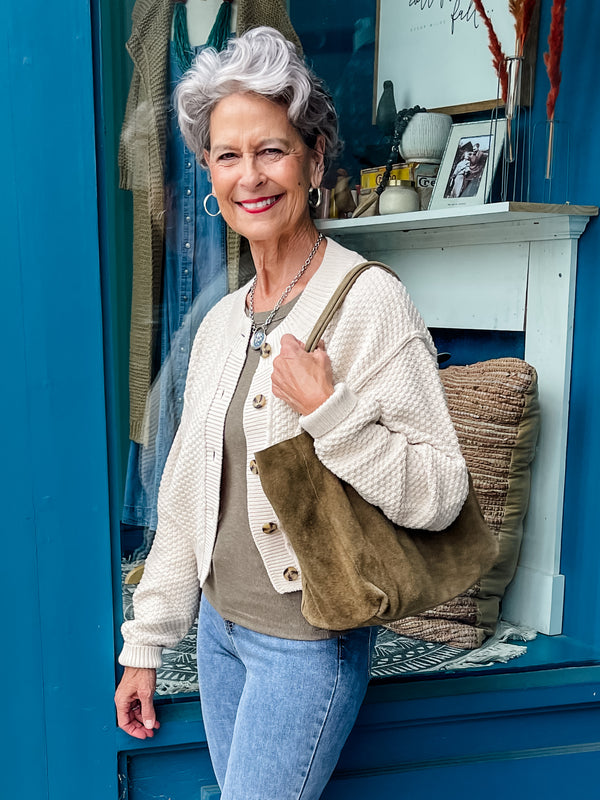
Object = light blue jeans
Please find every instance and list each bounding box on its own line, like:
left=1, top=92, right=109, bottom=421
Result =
left=197, top=596, right=374, bottom=800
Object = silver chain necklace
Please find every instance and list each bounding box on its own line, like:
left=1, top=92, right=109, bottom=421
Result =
left=248, top=232, right=324, bottom=351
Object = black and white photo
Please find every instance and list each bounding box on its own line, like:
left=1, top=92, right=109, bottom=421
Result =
left=429, top=120, right=506, bottom=210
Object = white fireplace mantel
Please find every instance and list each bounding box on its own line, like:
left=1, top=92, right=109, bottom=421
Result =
left=317, top=202, right=598, bottom=636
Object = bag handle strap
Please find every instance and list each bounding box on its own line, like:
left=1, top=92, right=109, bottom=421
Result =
left=304, top=261, right=396, bottom=352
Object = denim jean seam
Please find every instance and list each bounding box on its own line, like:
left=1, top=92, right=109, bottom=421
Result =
left=294, top=638, right=343, bottom=800
left=224, top=618, right=242, bottom=661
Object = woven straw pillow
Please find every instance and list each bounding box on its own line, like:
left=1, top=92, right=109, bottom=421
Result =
left=386, top=357, right=540, bottom=649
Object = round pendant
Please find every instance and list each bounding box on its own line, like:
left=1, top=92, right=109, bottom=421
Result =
left=251, top=327, right=266, bottom=350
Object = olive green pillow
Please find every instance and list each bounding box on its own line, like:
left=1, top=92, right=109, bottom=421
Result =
left=386, top=358, right=540, bottom=649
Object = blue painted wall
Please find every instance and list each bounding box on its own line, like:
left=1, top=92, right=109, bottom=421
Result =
left=555, top=2, right=600, bottom=649
left=1, top=2, right=117, bottom=798
left=1, top=9, right=48, bottom=794
left=3, top=1, right=600, bottom=798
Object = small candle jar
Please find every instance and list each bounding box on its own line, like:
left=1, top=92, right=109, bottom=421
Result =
left=378, top=178, right=420, bottom=215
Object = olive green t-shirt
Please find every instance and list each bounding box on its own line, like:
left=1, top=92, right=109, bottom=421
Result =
left=202, top=296, right=336, bottom=640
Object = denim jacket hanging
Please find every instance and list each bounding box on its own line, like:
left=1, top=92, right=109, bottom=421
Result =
left=122, top=44, right=228, bottom=531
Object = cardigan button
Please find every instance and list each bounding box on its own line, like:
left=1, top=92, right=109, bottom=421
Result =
left=253, top=394, right=267, bottom=409
left=284, top=566, right=300, bottom=582
left=249, top=459, right=259, bottom=475
left=262, top=521, right=278, bottom=534
left=260, top=342, right=272, bottom=358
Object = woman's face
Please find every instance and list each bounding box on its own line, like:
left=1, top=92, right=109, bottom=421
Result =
left=205, top=92, right=324, bottom=244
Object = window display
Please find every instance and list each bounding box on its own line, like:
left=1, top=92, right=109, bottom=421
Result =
left=114, top=0, right=595, bottom=703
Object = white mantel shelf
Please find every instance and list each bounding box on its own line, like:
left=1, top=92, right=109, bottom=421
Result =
left=317, top=202, right=598, bottom=251
left=318, top=201, right=598, bottom=637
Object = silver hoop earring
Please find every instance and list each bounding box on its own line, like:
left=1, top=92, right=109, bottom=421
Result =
left=203, top=191, right=221, bottom=217
left=308, top=186, right=322, bottom=208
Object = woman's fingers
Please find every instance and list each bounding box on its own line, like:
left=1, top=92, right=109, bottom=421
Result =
left=115, top=695, right=151, bottom=739
left=279, top=333, right=304, bottom=354
left=272, top=336, right=334, bottom=415
left=139, top=690, right=158, bottom=732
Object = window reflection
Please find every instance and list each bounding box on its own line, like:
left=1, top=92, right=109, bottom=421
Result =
left=118, top=0, right=380, bottom=696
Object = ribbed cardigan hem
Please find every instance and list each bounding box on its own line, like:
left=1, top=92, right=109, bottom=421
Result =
left=119, top=643, right=164, bottom=669
left=300, top=382, right=358, bottom=439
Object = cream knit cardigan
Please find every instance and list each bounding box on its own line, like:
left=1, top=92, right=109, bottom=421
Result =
left=120, top=238, right=468, bottom=668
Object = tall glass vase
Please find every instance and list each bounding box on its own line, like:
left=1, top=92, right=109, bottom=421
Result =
left=530, top=118, right=570, bottom=204
left=492, top=56, right=533, bottom=203
left=505, top=56, right=523, bottom=163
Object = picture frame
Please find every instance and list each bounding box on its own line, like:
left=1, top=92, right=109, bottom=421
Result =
left=375, top=0, right=540, bottom=117
left=428, top=120, right=507, bottom=211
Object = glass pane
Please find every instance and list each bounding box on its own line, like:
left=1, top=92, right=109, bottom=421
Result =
left=105, top=1, right=599, bottom=702
left=112, top=0, right=379, bottom=699
left=290, top=0, right=379, bottom=200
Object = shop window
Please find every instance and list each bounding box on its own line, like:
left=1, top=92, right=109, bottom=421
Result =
left=113, top=0, right=383, bottom=697
left=104, top=0, right=599, bottom=700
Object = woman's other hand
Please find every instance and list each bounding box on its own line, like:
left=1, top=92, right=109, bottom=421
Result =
left=115, top=666, right=160, bottom=739
left=272, top=334, right=334, bottom=416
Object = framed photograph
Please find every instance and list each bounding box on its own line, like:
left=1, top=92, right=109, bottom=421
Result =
left=428, top=120, right=507, bottom=210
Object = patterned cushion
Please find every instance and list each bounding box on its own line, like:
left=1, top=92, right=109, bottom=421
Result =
left=386, top=358, right=540, bottom=649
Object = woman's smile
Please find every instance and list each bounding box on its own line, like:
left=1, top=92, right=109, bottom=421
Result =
left=236, top=194, right=283, bottom=213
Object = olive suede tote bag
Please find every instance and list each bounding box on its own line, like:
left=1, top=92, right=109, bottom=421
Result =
left=254, top=262, right=499, bottom=630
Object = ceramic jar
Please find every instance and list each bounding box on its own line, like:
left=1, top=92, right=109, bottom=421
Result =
left=400, top=112, right=452, bottom=164
left=378, top=179, right=420, bottom=215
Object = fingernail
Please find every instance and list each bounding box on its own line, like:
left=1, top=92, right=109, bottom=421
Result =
left=144, top=720, right=154, bottom=729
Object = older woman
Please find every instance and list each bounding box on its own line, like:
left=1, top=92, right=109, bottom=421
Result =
left=115, top=26, right=468, bottom=799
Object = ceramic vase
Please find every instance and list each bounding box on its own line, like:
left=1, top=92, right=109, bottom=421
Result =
left=400, top=112, right=452, bottom=164
left=378, top=180, right=420, bottom=215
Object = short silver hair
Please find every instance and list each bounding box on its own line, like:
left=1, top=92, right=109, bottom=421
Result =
left=175, top=26, right=340, bottom=168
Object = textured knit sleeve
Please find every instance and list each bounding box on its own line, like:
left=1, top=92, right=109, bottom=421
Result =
left=300, top=268, right=468, bottom=531
left=118, top=300, right=228, bottom=669
left=119, top=418, right=200, bottom=669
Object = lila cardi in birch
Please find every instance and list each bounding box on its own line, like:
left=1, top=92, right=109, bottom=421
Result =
left=119, top=238, right=469, bottom=669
